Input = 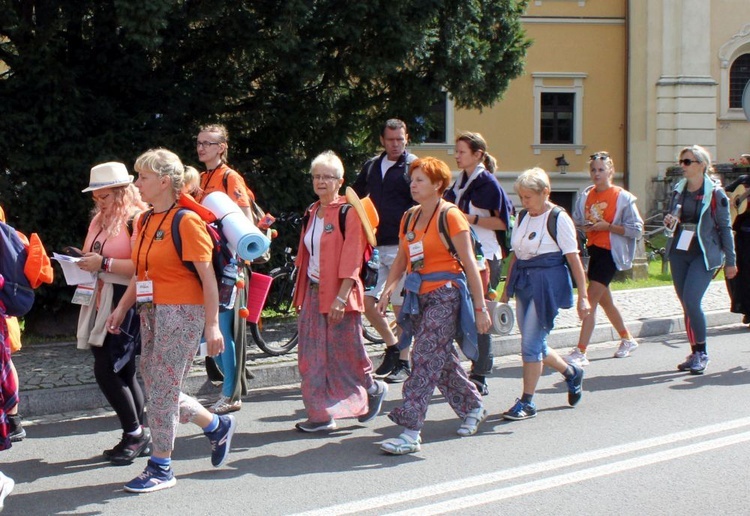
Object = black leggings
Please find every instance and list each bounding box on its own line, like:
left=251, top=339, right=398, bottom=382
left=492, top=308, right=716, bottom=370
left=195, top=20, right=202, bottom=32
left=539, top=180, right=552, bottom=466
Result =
left=92, top=335, right=145, bottom=434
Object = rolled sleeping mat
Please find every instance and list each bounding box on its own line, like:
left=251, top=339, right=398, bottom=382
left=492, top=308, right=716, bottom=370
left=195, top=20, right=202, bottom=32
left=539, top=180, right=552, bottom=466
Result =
left=488, top=301, right=514, bottom=335
left=202, top=192, right=271, bottom=262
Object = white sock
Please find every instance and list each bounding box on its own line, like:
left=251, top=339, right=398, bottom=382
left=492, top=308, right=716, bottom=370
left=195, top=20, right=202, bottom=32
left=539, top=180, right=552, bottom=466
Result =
left=127, top=427, right=143, bottom=437
left=403, top=428, right=420, bottom=441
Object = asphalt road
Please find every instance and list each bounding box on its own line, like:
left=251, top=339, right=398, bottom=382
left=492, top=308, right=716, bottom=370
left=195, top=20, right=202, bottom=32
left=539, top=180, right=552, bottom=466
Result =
left=5, top=323, right=750, bottom=515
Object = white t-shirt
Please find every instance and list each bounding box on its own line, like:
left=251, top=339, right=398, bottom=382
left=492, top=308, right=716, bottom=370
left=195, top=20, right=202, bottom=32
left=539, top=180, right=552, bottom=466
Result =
left=511, top=208, right=579, bottom=261
left=380, top=158, right=397, bottom=179
left=304, top=211, right=324, bottom=283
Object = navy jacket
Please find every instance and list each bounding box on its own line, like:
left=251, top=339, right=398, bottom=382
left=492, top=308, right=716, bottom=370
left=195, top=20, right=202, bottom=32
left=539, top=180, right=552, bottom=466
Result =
left=353, top=151, right=417, bottom=246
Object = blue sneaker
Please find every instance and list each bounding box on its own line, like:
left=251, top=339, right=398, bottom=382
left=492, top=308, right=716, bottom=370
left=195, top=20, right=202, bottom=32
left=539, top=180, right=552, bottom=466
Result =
left=358, top=380, right=388, bottom=423
left=205, top=414, right=236, bottom=467
left=677, top=353, right=697, bottom=372
left=566, top=365, right=584, bottom=406
left=503, top=398, right=537, bottom=421
left=690, top=352, right=709, bottom=375
left=124, top=460, right=176, bottom=493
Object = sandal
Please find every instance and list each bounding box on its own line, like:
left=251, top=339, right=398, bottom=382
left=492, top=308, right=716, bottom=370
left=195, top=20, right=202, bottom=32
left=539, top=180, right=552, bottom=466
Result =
left=457, top=406, right=488, bottom=437
left=380, top=433, right=422, bottom=455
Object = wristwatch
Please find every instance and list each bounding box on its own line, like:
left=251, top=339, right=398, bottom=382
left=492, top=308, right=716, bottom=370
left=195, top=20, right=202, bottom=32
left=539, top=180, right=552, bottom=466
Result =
left=475, top=305, right=488, bottom=313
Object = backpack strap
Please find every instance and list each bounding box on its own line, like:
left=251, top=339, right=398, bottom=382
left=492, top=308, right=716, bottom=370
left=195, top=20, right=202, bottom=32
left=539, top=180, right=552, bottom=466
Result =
left=338, top=204, right=350, bottom=239
left=516, top=206, right=563, bottom=245
left=401, top=205, right=421, bottom=237
left=437, top=205, right=459, bottom=257
left=170, top=208, right=199, bottom=276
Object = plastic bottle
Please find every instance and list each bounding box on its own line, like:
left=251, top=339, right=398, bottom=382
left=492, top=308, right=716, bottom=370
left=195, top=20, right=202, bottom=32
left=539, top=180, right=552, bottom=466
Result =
left=367, top=249, right=380, bottom=270
left=664, top=203, right=682, bottom=238
left=218, top=262, right=238, bottom=310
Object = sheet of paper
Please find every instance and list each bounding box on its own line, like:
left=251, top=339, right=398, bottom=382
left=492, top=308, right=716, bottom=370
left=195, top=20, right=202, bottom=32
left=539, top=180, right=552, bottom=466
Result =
left=52, top=253, right=97, bottom=285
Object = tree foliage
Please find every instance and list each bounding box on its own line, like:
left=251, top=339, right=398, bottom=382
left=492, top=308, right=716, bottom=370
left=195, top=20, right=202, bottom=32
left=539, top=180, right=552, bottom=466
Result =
left=0, top=0, right=530, bottom=319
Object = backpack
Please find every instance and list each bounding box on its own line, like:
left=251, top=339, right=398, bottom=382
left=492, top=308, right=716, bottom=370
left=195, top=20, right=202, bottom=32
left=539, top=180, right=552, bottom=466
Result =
left=401, top=204, right=485, bottom=271
left=516, top=205, right=588, bottom=287
left=139, top=207, right=236, bottom=311
left=301, top=203, right=377, bottom=290
left=222, top=170, right=272, bottom=264
left=0, top=222, right=35, bottom=317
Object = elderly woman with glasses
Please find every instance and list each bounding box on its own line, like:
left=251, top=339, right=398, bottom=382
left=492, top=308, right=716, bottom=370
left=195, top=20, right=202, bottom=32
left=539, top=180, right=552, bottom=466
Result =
left=665, top=145, right=736, bottom=375
left=564, top=152, right=644, bottom=367
left=291, top=150, right=388, bottom=433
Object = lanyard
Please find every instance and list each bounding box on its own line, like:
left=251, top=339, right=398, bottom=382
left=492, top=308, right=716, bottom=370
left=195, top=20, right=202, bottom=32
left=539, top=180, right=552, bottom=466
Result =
left=135, top=205, right=175, bottom=279
left=410, top=200, right=441, bottom=240
left=89, top=228, right=108, bottom=256
left=200, top=165, right=222, bottom=193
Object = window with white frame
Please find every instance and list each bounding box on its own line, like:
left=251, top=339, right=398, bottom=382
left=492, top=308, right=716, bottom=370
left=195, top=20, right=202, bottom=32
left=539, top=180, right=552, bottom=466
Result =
left=729, top=53, right=750, bottom=109
left=532, top=72, right=586, bottom=154
left=413, top=92, right=454, bottom=148
left=718, top=24, right=750, bottom=119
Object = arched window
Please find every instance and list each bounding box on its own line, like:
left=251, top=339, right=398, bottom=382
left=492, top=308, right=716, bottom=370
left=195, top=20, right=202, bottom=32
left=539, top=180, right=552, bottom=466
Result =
left=729, top=54, right=750, bottom=109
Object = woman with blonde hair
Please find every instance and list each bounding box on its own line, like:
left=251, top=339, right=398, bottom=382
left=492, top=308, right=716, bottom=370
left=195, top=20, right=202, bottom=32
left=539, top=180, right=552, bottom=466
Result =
left=500, top=168, right=589, bottom=420
left=107, top=149, right=236, bottom=493
left=76, top=162, right=150, bottom=464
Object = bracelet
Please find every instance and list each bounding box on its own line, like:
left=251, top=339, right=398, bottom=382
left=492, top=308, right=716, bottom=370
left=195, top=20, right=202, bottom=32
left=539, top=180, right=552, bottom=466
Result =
left=100, top=257, right=107, bottom=272
left=336, top=295, right=347, bottom=305
left=474, top=214, right=479, bottom=225
left=106, top=258, right=114, bottom=273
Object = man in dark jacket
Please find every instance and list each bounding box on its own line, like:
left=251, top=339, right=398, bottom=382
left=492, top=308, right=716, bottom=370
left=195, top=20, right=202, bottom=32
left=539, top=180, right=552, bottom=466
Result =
left=353, top=119, right=417, bottom=383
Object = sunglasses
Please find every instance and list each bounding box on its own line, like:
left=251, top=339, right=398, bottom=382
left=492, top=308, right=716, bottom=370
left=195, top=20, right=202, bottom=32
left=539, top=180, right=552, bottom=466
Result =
left=678, top=158, right=700, bottom=166
left=589, top=152, right=610, bottom=161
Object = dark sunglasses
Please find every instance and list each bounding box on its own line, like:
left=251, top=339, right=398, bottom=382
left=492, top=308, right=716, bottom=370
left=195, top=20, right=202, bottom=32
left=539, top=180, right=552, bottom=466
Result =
left=589, top=152, right=610, bottom=161
left=678, top=158, right=700, bottom=166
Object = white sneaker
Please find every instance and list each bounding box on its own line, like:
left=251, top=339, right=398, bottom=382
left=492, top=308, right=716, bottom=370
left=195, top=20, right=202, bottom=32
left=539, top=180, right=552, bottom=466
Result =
left=565, top=348, right=590, bottom=367
left=614, top=338, right=638, bottom=358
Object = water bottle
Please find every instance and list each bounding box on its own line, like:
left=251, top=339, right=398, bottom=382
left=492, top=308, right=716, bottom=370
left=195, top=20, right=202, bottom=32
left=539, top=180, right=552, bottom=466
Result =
left=664, top=204, right=682, bottom=238
left=367, top=249, right=380, bottom=270
left=218, top=262, right=238, bottom=310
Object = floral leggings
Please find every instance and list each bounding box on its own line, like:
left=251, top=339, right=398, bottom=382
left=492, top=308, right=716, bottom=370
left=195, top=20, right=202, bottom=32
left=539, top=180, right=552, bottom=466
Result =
left=388, top=285, right=482, bottom=431
left=140, top=304, right=205, bottom=453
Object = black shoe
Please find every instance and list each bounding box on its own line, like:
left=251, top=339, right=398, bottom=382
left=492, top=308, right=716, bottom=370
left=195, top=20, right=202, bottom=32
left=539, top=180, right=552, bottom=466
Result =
left=7, top=414, right=25, bottom=442
left=107, top=428, right=152, bottom=465
left=375, top=346, right=400, bottom=377
left=469, top=374, right=489, bottom=396
left=565, top=365, right=584, bottom=407
left=385, top=361, right=411, bottom=384
left=743, top=314, right=750, bottom=325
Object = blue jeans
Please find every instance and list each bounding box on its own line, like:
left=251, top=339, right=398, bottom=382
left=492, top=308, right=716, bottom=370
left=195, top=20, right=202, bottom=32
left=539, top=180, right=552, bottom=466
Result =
left=669, top=250, right=712, bottom=344
left=515, top=286, right=551, bottom=362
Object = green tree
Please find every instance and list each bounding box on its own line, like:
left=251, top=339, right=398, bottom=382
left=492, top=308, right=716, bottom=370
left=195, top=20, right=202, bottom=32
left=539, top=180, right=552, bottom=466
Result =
left=0, top=0, right=530, bottom=322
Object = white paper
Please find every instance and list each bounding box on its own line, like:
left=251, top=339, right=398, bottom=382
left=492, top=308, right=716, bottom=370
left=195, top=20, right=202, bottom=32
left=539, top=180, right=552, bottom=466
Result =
left=676, top=230, right=695, bottom=251
left=52, top=253, right=97, bottom=285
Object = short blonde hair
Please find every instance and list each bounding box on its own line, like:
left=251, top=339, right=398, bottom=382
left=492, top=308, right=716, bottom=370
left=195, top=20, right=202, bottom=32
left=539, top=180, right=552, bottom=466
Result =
left=182, top=165, right=201, bottom=196
left=515, top=167, right=551, bottom=194
left=134, top=148, right=185, bottom=198
left=309, top=150, right=344, bottom=179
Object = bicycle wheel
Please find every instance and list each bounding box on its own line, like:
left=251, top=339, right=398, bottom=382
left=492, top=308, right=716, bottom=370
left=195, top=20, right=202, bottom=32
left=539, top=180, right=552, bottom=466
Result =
left=250, top=268, right=300, bottom=356
left=362, top=311, right=397, bottom=344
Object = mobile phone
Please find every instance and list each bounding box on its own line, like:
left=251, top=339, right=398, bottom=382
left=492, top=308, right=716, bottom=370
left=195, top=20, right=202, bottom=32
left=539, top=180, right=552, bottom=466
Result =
left=62, top=246, right=84, bottom=258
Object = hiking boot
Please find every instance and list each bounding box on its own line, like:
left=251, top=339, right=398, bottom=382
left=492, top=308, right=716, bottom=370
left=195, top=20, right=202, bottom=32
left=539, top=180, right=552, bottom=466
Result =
left=109, top=428, right=152, bottom=465
left=380, top=433, right=421, bottom=455
left=469, top=374, right=490, bottom=396
left=358, top=380, right=388, bottom=423
left=375, top=346, right=400, bottom=377
left=7, top=414, right=25, bottom=442
left=124, top=460, right=176, bottom=493
left=566, top=365, right=584, bottom=406
left=209, top=396, right=242, bottom=415
left=565, top=348, right=590, bottom=367
left=614, top=338, right=639, bottom=358
left=205, top=415, right=236, bottom=467
left=502, top=398, right=537, bottom=421
left=677, top=353, right=697, bottom=372
left=385, top=361, right=411, bottom=384
left=690, top=352, right=709, bottom=375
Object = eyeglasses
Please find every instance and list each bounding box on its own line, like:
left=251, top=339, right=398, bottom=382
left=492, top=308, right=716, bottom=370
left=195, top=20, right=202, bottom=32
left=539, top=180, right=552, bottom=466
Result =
left=196, top=141, right=221, bottom=149
left=311, top=175, right=339, bottom=182
left=678, top=158, right=700, bottom=166
left=589, top=152, right=610, bottom=161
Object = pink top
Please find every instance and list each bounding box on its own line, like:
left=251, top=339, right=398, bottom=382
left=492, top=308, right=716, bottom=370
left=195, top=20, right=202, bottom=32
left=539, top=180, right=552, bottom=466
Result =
left=83, top=213, right=134, bottom=260
left=292, top=197, right=366, bottom=314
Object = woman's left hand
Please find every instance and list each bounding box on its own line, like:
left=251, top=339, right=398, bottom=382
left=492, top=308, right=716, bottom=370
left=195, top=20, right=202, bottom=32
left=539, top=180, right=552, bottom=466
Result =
left=328, top=300, right=346, bottom=324
left=78, top=253, right=102, bottom=273
left=476, top=311, right=492, bottom=334
left=204, top=322, right=224, bottom=356
left=725, top=265, right=738, bottom=280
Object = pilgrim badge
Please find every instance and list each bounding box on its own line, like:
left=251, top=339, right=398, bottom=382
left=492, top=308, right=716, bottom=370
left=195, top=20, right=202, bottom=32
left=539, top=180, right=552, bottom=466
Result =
left=92, top=241, right=102, bottom=253
left=406, top=231, right=416, bottom=242
left=155, top=230, right=165, bottom=241
left=324, top=223, right=334, bottom=233
left=528, top=232, right=537, bottom=240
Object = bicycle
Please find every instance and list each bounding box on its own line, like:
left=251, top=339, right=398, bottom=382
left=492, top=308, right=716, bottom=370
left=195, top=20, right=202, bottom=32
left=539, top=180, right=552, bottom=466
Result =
left=249, top=227, right=387, bottom=356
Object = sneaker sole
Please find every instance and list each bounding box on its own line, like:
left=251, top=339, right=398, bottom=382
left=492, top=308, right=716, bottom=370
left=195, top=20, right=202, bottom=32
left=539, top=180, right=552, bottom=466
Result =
left=502, top=412, right=536, bottom=421
left=124, top=476, right=176, bottom=493
left=213, top=416, right=237, bottom=468
left=295, top=421, right=337, bottom=433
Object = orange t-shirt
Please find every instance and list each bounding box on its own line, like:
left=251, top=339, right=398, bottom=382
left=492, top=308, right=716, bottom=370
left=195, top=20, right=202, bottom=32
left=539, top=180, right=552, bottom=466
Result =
left=584, top=186, right=621, bottom=250
left=400, top=204, right=467, bottom=294
left=133, top=208, right=213, bottom=305
left=197, top=164, right=254, bottom=207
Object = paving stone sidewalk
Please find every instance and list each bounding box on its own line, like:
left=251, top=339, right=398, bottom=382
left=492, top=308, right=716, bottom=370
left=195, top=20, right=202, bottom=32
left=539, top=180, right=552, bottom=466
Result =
left=13, top=283, right=741, bottom=417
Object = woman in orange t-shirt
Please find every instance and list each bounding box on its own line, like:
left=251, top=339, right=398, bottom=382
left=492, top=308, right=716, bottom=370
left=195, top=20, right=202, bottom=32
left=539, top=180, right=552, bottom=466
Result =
left=376, top=157, right=491, bottom=455
left=107, top=148, right=236, bottom=494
